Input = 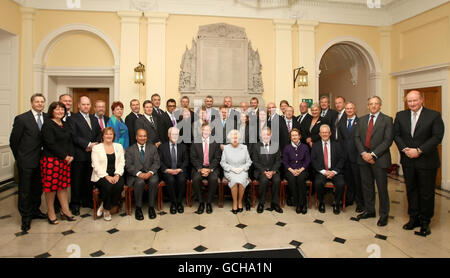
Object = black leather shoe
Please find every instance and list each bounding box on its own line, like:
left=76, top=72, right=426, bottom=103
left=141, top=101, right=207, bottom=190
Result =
left=403, top=217, right=420, bottom=230
left=148, top=207, right=156, bottom=219
left=355, top=205, right=364, bottom=213
left=71, top=207, right=80, bottom=216
left=417, top=224, right=431, bottom=236
left=206, top=203, right=212, bottom=214
left=286, top=198, right=293, bottom=207
left=245, top=202, right=251, bottom=211
left=301, top=205, right=307, bottom=215
left=232, top=209, right=238, bottom=214
left=32, top=211, right=48, bottom=220
left=257, top=203, right=264, bottom=213
left=21, top=220, right=31, bottom=232
left=237, top=207, right=243, bottom=213
left=197, top=203, right=205, bottom=214
left=135, top=207, right=144, bottom=221
left=272, top=204, right=283, bottom=214
left=296, top=205, right=302, bottom=214
left=377, top=216, right=388, bottom=227
left=318, top=203, right=325, bottom=213
left=333, top=204, right=340, bottom=215
left=177, top=203, right=184, bottom=214
left=170, top=203, right=177, bottom=214
left=357, top=212, right=376, bottom=219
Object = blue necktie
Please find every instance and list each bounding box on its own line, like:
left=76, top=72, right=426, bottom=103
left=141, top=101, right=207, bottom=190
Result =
left=347, top=119, right=353, bottom=134
left=140, top=145, right=145, bottom=163
left=37, top=113, right=43, bottom=130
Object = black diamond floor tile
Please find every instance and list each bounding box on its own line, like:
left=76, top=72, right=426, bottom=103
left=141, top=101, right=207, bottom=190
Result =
left=375, top=234, right=387, bottom=240
left=62, top=230, right=75, bottom=236
left=15, top=231, right=28, bottom=237
left=143, top=248, right=157, bottom=255
left=194, top=225, right=206, bottom=231
left=334, top=237, right=346, bottom=244
left=243, top=243, right=256, bottom=250
left=107, top=228, right=119, bottom=234
left=194, top=245, right=208, bottom=252
left=80, top=213, right=91, bottom=218
left=35, top=252, right=51, bottom=258
left=236, top=223, right=247, bottom=229
left=90, top=250, right=105, bottom=257
left=276, top=222, right=286, bottom=227
left=314, top=219, right=324, bottom=224
left=350, top=217, right=360, bottom=222
left=0, top=215, right=12, bottom=220
left=289, top=240, right=302, bottom=247
left=152, top=227, right=163, bottom=233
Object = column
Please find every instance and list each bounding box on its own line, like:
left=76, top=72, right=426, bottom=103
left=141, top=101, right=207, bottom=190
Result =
left=297, top=20, right=319, bottom=106
left=144, top=12, right=169, bottom=107
left=379, top=26, right=392, bottom=116
left=273, top=19, right=295, bottom=110
left=118, top=11, right=142, bottom=115
left=20, top=7, right=35, bottom=113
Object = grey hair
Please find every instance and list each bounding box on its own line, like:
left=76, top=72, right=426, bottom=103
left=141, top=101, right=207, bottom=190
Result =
left=227, top=129, right=241, bottom=142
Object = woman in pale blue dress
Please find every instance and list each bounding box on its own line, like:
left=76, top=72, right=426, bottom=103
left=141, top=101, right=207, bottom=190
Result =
left=220, top=129, right=252, bottom=214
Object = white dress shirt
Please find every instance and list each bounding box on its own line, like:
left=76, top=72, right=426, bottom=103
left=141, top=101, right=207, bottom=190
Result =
left=320, top=140, right=338, bottom=176
left=411, top=106, right=423, bottom=136
left=136, top=143, right=154, bottom=176
left=31, top=109, right=44, bottom=125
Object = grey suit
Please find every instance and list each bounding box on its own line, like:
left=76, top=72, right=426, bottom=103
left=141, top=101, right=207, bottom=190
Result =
left=125, top=143, right=160, bottom=208
left=354, top=112, right=393, bottom=217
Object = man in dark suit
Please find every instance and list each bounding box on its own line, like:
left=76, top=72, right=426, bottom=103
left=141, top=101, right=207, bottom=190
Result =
left=60, top=94, right=73, bottom=122
left=190, top=123, right=222, bottom=214
left=311, top=125, right=346, bottom=214
left=159, top=127, right=189, bottom=214
left=10, top=93, right=48, bottom=231
left=94, top=100, right=109, bottom=131
left=251, top=127, right=282, bottom=213
left=125, top=99, right=141, bottom=146
left=151, top=93, right=164, bottom=118
left=297, top=101, right=312, bottom=144
left=394, top=90, right=445, bottom=236
left=354, top=96, right=393, bottom=226
left=135, top=100, right=162, bottom=148
left=125, top=129, right=160, bottom=220
left=333, top=96, right=347, bottom=142
left=279, top=106, right=300, bottom=152
left=320, top=96, right=338, bottom=136
left=159, top=99, right=178, bottom=143
left=338, top=102, right=364, bottom=212
left=179, top=96, right=195, bottom=122
left=68, top=96, right=102, bottom=215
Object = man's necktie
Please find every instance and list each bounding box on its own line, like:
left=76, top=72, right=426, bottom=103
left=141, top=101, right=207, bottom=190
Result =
left=347, top=119, right=353, bottom=135
left=203, top=140, right=209, bottom=166
left=171, top=116, right=176, bottom=127
left=98, top=118, right=104, bottom=130
left=321, top=111, right=326, bottom=117
left=140, top=145, right=145, bottom=163
left=171, top=144, right=177, bottom=169
left=37, top=113, right=43, bottom=130
left=265, top=144, right=270, bottom=160
left=149, top=116, right=155, bottom=128
left=365, top=115, right=375, bottom=149
left=324, top=142, right=329, bottom=170
left=85, top=115, right=92, bottom=129
left=287, top=120, right=291, bottom=132
left=411, top=112, right=417, bottom=137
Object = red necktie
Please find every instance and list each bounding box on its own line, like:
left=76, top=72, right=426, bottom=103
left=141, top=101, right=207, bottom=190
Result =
left=98, top=118, right=104, bottom=130
left=203, top=140, right=209, bottom=166
left=365, top=115, right=375, bottom=149
left=324, top=142, right=329, bottom=170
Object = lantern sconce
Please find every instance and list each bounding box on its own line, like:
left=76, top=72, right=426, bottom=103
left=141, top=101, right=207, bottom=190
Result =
left=134, top=62, right=146, bottom=86
left=293, top=66, right=308, bottom=88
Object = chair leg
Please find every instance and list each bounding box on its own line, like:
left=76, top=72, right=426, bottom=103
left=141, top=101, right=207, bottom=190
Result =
left=93, top=191, right=97, bottom=220
left=218, top=183, right=224, bottom=208
left=308, top=182, right=312, bottom=209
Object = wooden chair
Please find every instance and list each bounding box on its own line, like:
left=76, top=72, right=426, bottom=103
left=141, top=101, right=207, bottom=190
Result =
left=186, top=178, right=222, bottom=207
left=123, top=181, right=167, bottom=215
left=92, top=186, right=124, bottom=220
left=314, top=181, right=348, bottom=212
left=249, top=179, right=288, bottom=208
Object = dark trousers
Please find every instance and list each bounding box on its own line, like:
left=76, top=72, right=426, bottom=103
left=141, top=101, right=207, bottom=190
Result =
left=96, top=176, right=124, bottom=210
left=403, top=166, right=437, bottom=224
left=257, top=173, right=281, bottom=206
left=192, top=170, right=219, bottom=204
left=314, top=173, right=345, bottom=204
left=359, top=164, right=390, bottom=217
left=70, top=161, right=93, bottom=209
left=343, top=160, right=363, bottom=207
left=285, top=171, right=307, bottom=206
left=131, top=174, right=159, bottom=208
left=163, top=172, right=186, bottom=204
left=18, top=166, right=43, bottom=221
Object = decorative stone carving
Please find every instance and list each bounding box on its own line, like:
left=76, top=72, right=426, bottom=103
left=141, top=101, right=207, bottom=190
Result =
left=131, top=0, right=158, bottom=11
left=179, top=39, right=197, bottom=92
left=197, top=23, right=247, bottom=40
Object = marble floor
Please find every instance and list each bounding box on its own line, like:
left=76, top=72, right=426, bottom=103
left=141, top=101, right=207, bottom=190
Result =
left=0, top=177, right=449, bottom=258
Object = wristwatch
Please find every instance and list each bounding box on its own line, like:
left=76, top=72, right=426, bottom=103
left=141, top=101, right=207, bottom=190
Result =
left=417, top=148, right=423, bottom=155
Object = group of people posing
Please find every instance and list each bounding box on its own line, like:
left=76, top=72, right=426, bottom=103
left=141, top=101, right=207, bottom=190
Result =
left=10, top=91, right=444, bottom=237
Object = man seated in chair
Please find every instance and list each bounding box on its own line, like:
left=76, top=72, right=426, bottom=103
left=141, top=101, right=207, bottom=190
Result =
left=311, top=124, right=346, bottom=215
left=190, top=123, right=222, bottom=214
left=158, top=127, right=189, bottom=214
left=125, top=129, right=160, bottom=220
left=250, top=127, right=283, bottom=214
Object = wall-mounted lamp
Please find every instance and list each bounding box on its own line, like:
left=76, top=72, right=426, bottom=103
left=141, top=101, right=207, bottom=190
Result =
left=293, top=66, right=308, bottom=88
left=134, top=62, right=146, bottom=86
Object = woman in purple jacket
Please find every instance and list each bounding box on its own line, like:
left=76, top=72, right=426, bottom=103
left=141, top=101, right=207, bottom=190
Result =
left=282, top=128, right=311, bottom=214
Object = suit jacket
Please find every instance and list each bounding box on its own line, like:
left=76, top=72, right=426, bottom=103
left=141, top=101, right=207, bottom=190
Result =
left=10, top=110, right=48, bottom=168
left=311, top=140, right=345, bottom=174
left=333, top=111, right=347, bottom=141
left=125, top=112, right=141, bottom=146
left=338, top=116, right=360, bottom=163
left=279, top=117, right=301, bottom=152
left=159, top=112, right=180, bottom=143
left=158, top=142, right=189, bottom=173
left=304, top=116, right=329, bottom=144
left=394, top=107, right=444, bottom=169
left=67, top=112, right=101, bottom=162
left=190, top=139, right=222, bottom=172
left=220, top=116, right=239, bottom=144
left=135, top=114, right=162, bottom=145
left=250, top=141, right=282, bottom=178
left=94, top=115, right=109, bottom=130
left=125, top=142, right=161, bottom=185
left=354, top=112, right=393, bottom=168
left=91, top=143, right=125, bottom=182
left=297, top=113, right=312, bottom=144
left=41, top=119, right=75, bottom=160
left=322, top=108, right=338, bottom=128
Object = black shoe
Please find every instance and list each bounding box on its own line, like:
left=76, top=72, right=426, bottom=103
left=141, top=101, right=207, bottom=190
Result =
left=135, top=207, right=144, bottom=221
left=71, top=207, right=80, bottom=216
left=296, top=205, right=302, bottom=214
left=417, top=224, right=431, bottom=236
left=148, top=207, right=156, bottom=219
left=318, top=203, right=325, bottom=213
left=32, top=211, right=48, bottom=220
left=60, top=212, right=76, bottom=222
left=355, top=205, right=364, bottom=213
left=357, top=212, right=376, bottom=219
left=272, top=204, right=283, bottom=214
left=237, top=208, right=243, bottom=213
left=245, top=202, right=251, bottom=211
left=21, top=219, right=31, bottom=232
left=47, top=217, right=59, bottom=225
left=197, top=203, right=205, bottom=214
left=170, top=203, right=177, bottom=214
left=232, top=209, right=238, bottom=214
left=333, top=204, right=340, bottom=215
left=302, top=205, right=307, bottom=215
left=286, top=198, right=293, bottom=207
left=257, top=203, right=264, bottom=213
left=377, top=216, right=388, bottom=226
left=177, top=203, right=184, bottom=214
left=206, top=203, right=212, bottom=214
left=403, top=217, right=420, bottom=230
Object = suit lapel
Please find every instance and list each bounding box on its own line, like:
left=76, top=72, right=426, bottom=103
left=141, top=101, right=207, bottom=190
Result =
left=412, top=108, right=426, bottom=137
left=27, top=110, right=40, bottom=132
left=406, top=110, right=412, bottom=137
left=371, top=113, right=382, bottom=137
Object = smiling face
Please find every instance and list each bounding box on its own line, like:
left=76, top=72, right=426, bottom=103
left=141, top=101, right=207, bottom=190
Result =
left=103, top=129, right=115, bottom=143
left=151, top=95, right=161, bottom=108
left=224, top=97, right=232, bottom=108
left=136, top=129, right=147, bottom=145
left=168, top=127, right=179, bottom=144
left=130, top=100, right=140, bottom=114
left=167, top=101, right=176, bottom=114
left=368, top=97, right=381, bottom=115
left=319, top=125, right=331, bottom=142
left=60, top=95, right=73, bottom=110
left=144, top=102, right=153, bottom=116
left=94, top=101, right=105, bottom=117
left=299, top=102, right=308, bottom=114
left=334, top=97, right=345, bottom=112
left=204, top=97, right=213, bottom=109
left=320, top=97, right=329, bottom=111
left=31, top=96, right=45, bottom=113
left=53, top=104, right=66, bottom=120
left=311, top=105, right=320, bottom=118
left=290, top=130, right=300, bottom=144
left=113, top=105, right=123, bottom=118
left=345, top=102, right=356, bottom=118
left=285, top=106, right=294, bottom=120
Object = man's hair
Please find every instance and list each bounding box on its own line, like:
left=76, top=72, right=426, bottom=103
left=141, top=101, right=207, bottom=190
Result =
left=279, top=100, right=289, bottom=106
left=368, top=95, right=382, bottom=105
left=143, top=100, right=153, bottom=107
left=151, top=93, right=160, bottom=100
left=31, top=93, right=46, bottom=102
left=166, top=98, right=176, bottom=106
left=94, top=99, right=106, bottom=106
left=319, top=95, right=330, bottom=101
left=335, top=96, right=346, bottom=102
left=205, top=95, right=213, bottom=101
left=130, top=99, right=139, bottom=105
left=181, top=96, right=190, bottom=102
left=59, top=94, right=72, bottom=101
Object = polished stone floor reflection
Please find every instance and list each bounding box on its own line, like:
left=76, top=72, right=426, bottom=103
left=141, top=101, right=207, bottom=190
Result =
left=0, top=177, right=449, bottom=258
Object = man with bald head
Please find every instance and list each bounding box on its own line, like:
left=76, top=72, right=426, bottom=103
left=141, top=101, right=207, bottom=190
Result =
left=297, top=101, right=312, bottom=144
left=394, top=90, right=444, bottom=236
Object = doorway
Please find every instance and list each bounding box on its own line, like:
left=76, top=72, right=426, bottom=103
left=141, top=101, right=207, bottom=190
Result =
left=404, top=86, right=442, bottom=187
left=73, top=88, right=110, bottom=117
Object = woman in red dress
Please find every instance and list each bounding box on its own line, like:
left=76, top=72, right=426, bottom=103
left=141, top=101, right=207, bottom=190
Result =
left=40, top=101, right=76, bottom=224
